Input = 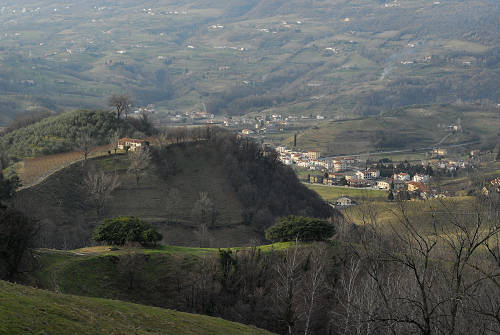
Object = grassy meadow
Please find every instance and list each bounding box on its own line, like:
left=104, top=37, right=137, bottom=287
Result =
left=305, top=184, right=388, bottom=203
left=0, top=280, right=273, bottom=335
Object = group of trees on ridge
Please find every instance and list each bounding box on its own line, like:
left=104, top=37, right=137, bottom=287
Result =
left=0, top=108, right=156, bottom=163
left=152, top=128, right=334, bottom=237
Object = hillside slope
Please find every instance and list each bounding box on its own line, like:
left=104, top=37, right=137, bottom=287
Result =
left=286, top=104, right=500, bottom=155
left=15, top=137, right=332, bottom=248
left=0, top=280, right=273, bottom=335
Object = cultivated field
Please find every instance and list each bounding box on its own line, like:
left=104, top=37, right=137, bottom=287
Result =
left=16, top=145, right=111, bottom=189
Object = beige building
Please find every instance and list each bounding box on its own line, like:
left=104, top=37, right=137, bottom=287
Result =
left=433, top=148, right=448, bottom=156
left=377, top=180, right=391, bottom=190
left=307, top=150, right=321, bottom=159
left=336, top=197, right=353, bottom=207
left=118, top=138, right=147, bottom=151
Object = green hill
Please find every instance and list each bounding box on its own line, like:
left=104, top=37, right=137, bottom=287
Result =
left=0, top=110, right=119, bottom=161
left=14, top=136, right=333, bottom=249
left=0, top=280, right=273, bottom=335
left=0, top=109, right=155, bottom=164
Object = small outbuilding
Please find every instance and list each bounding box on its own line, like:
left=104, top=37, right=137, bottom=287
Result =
left=336, top=197, right=354, bottom=207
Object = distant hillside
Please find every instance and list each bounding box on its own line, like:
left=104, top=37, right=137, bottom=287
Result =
left=285, top=104, right=500, bottom=155
left=1, top=0, right=500, bottom=122
left=0, top=280, right=273, bottom=335
left=14, top=134, right=333, bottom=249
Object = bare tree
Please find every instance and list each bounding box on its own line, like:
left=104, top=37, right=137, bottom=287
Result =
left=84, top=169, right=121, bottom=215
left=190, top=255, right=219, bottom=312
left=336, top=197, right=500, bottom=335
left=152, top=130, right=170, bottom=151
left=302, top=245, right=327, bottom=335
left=108, top=94, right=132, bottom=119
left=127, top=147, right=151, bottom=186
left=332, top=256, right=381, bottom=335
left=117, top=252, right=145, bottom=290
left=274, top=239, right=302, bottom=335
left=76, top=131, right=96, bottom=165
left=165, top=188, right=181, bottom=221
left=108, top=130, right=120, bottom=155
left=191, top=192, right=217, bottom=247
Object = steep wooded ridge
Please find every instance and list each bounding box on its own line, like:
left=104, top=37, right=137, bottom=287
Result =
left=14, top=132, right=332, bottom=249
left=0, top=0, right=499, bottom=122
left=0, top=280, right=273, bottom=335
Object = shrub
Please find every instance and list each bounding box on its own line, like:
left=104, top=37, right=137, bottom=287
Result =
left=265, top=215, right=335, bottom=242
left=93, top=216, right=162, bottom=247
left=0, top=206, right=38, bottom=280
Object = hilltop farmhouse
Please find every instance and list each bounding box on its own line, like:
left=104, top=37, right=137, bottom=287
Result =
left=118, top=138, right=149, bottom=151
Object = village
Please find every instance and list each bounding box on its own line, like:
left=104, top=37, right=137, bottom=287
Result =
left=161, top=108, right=327, bottom=140
left=275, top=145, right=497, bottom=206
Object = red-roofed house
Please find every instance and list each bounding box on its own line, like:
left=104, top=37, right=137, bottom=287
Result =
left=408, top=181, right=427, bottom=193
left=118, top=138, right=147, bottom=151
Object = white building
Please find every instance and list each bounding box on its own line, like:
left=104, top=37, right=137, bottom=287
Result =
left=377, top=180, right=391, bottom=190
left=336, top=197, right=354, bottom=207
left=332, top=160, right=347, bottom=172
left=276, top=146, right=287, bottom=153
left=355, top=169, right=380, bottom=180
left=412, top=174, right=430, bottom=183
left=118, top=138, right=147, bottom=151
left=393, top=172, right=411, bottom=181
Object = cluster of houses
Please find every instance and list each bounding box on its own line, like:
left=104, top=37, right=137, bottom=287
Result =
left=276, top=146, right=333, bottom=169
left=322, top=170, right=432, bottom=198
left=232, top=113, right=327, bottom=136
left=167, top=110, right=215, bottom=123
left=482, top=178, right=500, bottom=196
left=430, top=158, right=472, bottom=174
left=276, top=146, right=441, bottom=199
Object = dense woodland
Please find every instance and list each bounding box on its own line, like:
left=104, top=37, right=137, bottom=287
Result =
left=153, top=130, right=333, bottom=226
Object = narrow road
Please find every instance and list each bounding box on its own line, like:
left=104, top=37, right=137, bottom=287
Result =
left=324, top=140, right=479, bottom=160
